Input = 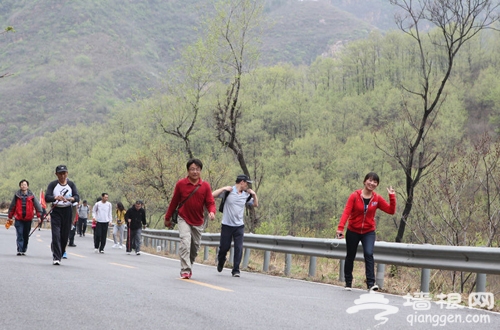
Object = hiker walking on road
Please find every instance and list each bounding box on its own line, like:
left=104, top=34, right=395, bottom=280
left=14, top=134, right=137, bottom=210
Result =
left=112, top=202, right=126, bottom=249
left=164, top=159, right=216, bottom=279
left=125, top=200, right=146, bottom=255
left=77, top=200, right=89, bottom=237
left=212, top=174, right=258, bottom=277
left=45, top=165, right=79, bottom=265
left=92, top=193, right=112, bottom=253
left=7, top=179, right=44, bottom=256
left=336, top=172, right=396, bottom=292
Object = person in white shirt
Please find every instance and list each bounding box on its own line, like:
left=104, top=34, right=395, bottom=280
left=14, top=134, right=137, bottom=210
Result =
left=212, top=174, right=258, bottom=277
left=92, top=193, right=112, bottom=253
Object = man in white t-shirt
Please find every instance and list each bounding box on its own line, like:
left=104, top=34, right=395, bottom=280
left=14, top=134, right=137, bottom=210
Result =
left=92, top=193, right=112, bottom=253
left=212, top=174, right=258, bottom=277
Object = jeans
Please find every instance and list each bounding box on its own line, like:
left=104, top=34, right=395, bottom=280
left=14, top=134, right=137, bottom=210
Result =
left=113, top=224, right=124, bottom=245
left=127, top=228, right=142, bottom=252
left=14, top=220, right=32, bottom=253
left=218, top=224, right=245, bottom=274
left=344, top=229, right=376, bottom=287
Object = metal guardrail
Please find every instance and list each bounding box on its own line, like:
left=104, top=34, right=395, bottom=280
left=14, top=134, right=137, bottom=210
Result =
left=141, top=229, right=500, bottom=274
left=141, top=228, right=500, bottom=292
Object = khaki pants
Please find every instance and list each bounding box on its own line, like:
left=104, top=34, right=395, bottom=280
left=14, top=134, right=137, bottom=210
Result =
left=177, top=216, right=204, bottom=274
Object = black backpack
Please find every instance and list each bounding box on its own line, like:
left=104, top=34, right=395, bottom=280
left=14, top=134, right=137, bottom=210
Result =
left=219, top=190, right=252, bottom=213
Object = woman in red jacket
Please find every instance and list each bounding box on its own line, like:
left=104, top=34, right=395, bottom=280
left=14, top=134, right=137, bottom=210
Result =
left=7, top=179, right=44, bottom=255
left=336, top=172, right=396, bottom=291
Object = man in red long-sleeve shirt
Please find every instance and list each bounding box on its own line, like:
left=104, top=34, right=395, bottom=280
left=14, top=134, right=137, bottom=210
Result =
left=165, top=158, right=216, bottom=279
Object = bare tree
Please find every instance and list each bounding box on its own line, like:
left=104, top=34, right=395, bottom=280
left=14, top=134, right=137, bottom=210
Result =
left=154, top=37, right=218, bottom=158
left=210, top=0, right=265, bottom=230
left=211, top=0, right=263, bottom=170
left=381, top=0, right=500, bottom=242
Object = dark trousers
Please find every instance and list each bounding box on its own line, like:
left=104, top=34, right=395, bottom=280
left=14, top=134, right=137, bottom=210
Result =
left=218, top=224, right=245, bottom=273
left=94, top=222, right=109, bottom=251
left=77, top=218, right=87, bottom=235
left=14, top=220, right=32, bottom=253
left=344, top=229, right=376, bottom=287
left=68, top=224, right=76, bottom=245
left=126, top=228, right=142, bottom=253
left=51, top=207, right=72, bottom=261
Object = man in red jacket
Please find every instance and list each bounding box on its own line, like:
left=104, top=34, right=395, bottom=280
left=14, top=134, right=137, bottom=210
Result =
left=7, top=179, right=44, bottom=255
left=337, top=172, right=396, bottom=292
left=164, top=159, right=216, bottom=279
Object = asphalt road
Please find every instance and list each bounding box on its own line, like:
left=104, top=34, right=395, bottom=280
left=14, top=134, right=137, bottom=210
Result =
left=1, top=226, right=499, bottom=330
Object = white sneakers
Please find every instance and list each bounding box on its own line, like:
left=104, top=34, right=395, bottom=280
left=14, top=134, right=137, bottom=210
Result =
left=119, top=244, right=123, bottom=249
left=112, top=244, right=118, bottom=248
left=94, top=248, right=98, bottom=253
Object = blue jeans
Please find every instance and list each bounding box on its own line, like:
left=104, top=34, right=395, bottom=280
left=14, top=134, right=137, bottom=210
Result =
left=127, top=228, right=142, bottom=253
left=14, top=220, right=32, bottom=253
left=218, top=224, right=245, bottom=274
left=344, top=229, right=376, bottom=287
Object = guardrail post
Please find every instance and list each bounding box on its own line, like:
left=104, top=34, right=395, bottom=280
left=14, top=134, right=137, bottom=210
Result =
left=175, top=242, right=179, bottom=255
left=476, top=273, right=486, bottom=292
left=229, top=247, right=234, bottom=264
left=308, top=256, right=317, bottom=277
left=263, top=251, right=270, bottom=272
left=376, top=263, right=385, bottom=289
left=204, top=246, right=209, bottom=262
left=285, top=253, right=292, bottom=276
left=339, top=259, right=345, bottom=282
left=242, top=248, right=251, bottom=269
left=421, top=268, right=430, bottom=292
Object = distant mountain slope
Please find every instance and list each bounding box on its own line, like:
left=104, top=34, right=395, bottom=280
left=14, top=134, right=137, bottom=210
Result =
left=262, top=0, right=374, bottom=64
left=329, top=0, right=398, bottom=31
left=0, top=0, right=380, bottom=150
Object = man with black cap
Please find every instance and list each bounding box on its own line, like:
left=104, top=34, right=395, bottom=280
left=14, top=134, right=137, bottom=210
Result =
left=45, top=165, right=79, bottom=265
left=212, top=174, right=258, bottom=277
left=125, top=200, right=146, bottom=255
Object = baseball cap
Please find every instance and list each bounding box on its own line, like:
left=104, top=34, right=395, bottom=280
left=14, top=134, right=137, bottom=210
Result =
left=55, top=165, right=68, bottom=173
left=135, top=200, right=143, bottom=205
left=236, top=174, right=253, bottom=184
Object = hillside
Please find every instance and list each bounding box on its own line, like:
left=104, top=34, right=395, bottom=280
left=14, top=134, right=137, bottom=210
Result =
left=0, top=0, right=381, bottom=150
